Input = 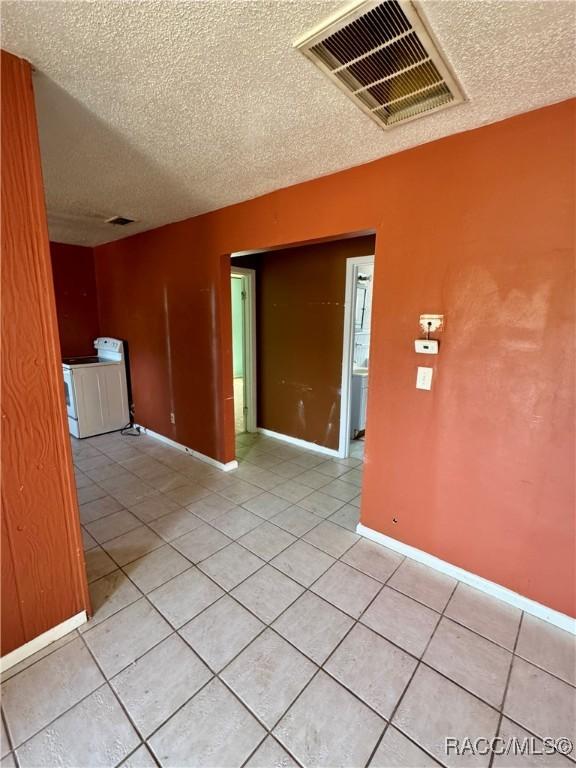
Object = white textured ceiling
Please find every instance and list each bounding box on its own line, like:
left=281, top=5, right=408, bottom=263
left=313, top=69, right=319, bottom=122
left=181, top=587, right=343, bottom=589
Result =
left=2, top=0, right=575, bottom=246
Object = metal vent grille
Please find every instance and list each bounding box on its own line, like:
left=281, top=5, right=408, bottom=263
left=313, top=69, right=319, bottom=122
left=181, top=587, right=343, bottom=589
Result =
left=294, top=0, right=465, bottom=129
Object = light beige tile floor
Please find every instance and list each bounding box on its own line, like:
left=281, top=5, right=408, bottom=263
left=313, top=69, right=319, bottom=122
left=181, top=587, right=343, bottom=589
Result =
left=1, top=431, right=575, bottom=768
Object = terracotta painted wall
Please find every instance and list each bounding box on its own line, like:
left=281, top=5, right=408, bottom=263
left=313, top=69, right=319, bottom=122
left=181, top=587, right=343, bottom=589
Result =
left=50, top=241, right=100, bottom=357
left=1, top=51, right=89, bottom=655
left=235, top=236, right=375, bottom=449
left=95, top=100, right=575, bottom=616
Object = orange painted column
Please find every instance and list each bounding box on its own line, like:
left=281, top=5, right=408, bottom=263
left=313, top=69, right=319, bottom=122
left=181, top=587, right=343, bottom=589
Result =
left=1, top=50, right=89, bottom=655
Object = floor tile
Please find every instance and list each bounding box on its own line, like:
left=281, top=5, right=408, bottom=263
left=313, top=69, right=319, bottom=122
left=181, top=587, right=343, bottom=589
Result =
left=302, top=520, right=359, bottom=558
left=81, top=570, right=141, bottom=630
left=1, top=633, right=78, bottom=683
left=77, top=483, right=107, bottom=506
left=120, top=744, right=159, bottom=767
left=271, top=461, right=307, bottom=480
left=111, top=634, right=211, bottom=737
left=187, top=493, right=237, bottom=522
left=219, top=480, right=263, bottom=505
left=290, top=453, right=327, bottom=470
left=319, top=478, right=358, bottom=503
left=16, top=685, right=139, bottom=768
left=83, top=598, right=171, bottom=677
left=148, top=567, right=224, bottom=628
left=81, top=527, right=98, bottom=551
left=361, top=586, right=440, bottom=657
left=239, top=521, right=296, bottom=561
left=128, top=495, right=180, bottom=523
left=445, top=583, right=522, bottom=650
left=221, top=629, right=316, bottom=727
left=423, top=617, right=512, bottom=707
left=1, top=753, right=16, bottom=768
left=1, top=717, right=10, bottom=758
left=393, top=665, right=500, bottom=768
left=148, top=678, right=265, bottom=767
left=504, top=657, right=576, bottom=743
left=342, top=538, right=403, bottom=582
left=123, top=544, right=191, bottom=593
left=102, top=524, right=165, bottom=566
left=85, top=509, right=142, bottom=544
left=493, top=718, right=575, bottom=767
left=295, top=469, right=332, bottom=490
left=298, top=491, right=345, bottom=517
left=180, top=595, right=264, bottom=671
left=387, top=560, right=457, bottom=612
left=274, top=671, right=384, bottom=768
left=312, top=561, right=381, bottom=618
left=165, top=482, right=211, bottom=506
left=327, top=504, right=360, bottom=531
left=273, top=592, right=353, bottom=664
left=210, top=506, right=263, bottom=538
left=271, top=540, right=335, bottom=587
left=241, top=492, right=292, bottom=520
left=232, top=565, right=304, bottom=624
left=148, top=508, right=203, bottom=541
left=85, top=546, right=117, bottom=583
left=326, top=624, right=417, bottom=718
left=315, top=460, right=352, bottom=479
left=79, top=494, right=124, bottom=524
left=198, top=542, right=264, bottom=590
left=515, top=613, right=576, bottom=685
left=369, top=726, right=439, bottom=767
left=270, top=506, right=322, bottom=536
left=170, top=522, right=231, bottom=562
left=244, top=736, right=298, bottom=768
left=1, top=637, right=104, bottom=747
left=272, top=480, right=313, bottom=504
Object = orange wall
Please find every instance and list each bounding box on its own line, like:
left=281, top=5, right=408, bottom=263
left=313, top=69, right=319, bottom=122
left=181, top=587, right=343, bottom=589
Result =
left=96, top=100, right=575, bottom=616
left=1, top=51, right=89, bottom=655
left=50, top=241, right=100, bottom=357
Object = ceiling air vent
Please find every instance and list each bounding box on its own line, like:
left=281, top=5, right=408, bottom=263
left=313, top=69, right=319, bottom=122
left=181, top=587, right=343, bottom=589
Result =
left=106, top=216, right=135, bottom=226
left=294, top=0, right=465, bottom=129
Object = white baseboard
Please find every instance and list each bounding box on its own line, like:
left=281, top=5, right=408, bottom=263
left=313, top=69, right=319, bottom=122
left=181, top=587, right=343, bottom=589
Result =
left=258, top=428, right=339, bottom=458
left=357, top=524, right=576, bottom=635
left=1, top=611, right=87, bottom=673
left=135, top=425, right=238, bottom=472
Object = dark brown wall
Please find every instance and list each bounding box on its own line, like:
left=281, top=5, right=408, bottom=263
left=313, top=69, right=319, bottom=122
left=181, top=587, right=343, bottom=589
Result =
left=1, top=50, right=89, bottom=655
left=95, top=101, right=575, bottom=616
left=236, top=236, right=375, bottom=449
left=50, top=241, right=100, bottom=357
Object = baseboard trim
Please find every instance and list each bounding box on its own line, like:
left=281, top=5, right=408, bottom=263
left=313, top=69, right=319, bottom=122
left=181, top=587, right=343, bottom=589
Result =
left=356, top=523, right=576, bottom=635
left=1, top=611, right=87, bottom=673
left=135, top=425, right=238, bottom=472
left=258, top=428, right=339, bottom=458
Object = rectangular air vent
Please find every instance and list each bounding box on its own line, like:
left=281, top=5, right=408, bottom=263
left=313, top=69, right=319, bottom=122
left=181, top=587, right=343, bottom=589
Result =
left=106, top=216, right=135, bottom=226
left=294, top=0, right=465, bottom=129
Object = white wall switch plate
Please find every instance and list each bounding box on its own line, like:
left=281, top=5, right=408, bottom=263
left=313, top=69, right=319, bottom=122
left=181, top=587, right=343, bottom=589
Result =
left=419, top=314, right=444, bottom=334
left=415, top=339, right=439, bottom=354
left=416, top=366, right=433, bottom=390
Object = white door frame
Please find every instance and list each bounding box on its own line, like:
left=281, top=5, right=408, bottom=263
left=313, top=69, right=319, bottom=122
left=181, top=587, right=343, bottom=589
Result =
left=231, top=268, right=257, bottom=433
left=338, top=255, right=375, bottom=457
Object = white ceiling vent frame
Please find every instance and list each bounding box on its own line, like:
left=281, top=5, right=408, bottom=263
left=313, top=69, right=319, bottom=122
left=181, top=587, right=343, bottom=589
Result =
left=294, top=0, right=466, bottom=130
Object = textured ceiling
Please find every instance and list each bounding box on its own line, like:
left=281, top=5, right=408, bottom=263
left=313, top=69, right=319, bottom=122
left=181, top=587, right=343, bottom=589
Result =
left=2, top=0, right=575, bottom=246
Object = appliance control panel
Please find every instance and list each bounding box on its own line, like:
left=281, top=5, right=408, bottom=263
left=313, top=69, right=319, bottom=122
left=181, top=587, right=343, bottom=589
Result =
left=94, top=337, right=123, bottom=352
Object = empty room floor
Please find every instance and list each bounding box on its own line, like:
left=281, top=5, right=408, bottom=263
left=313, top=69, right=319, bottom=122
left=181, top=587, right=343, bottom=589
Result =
left=1, top=431, right=575, bottom=768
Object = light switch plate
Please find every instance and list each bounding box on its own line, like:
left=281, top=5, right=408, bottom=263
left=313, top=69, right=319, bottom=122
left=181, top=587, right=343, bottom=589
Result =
left=416, top=366, right=433, bottom=390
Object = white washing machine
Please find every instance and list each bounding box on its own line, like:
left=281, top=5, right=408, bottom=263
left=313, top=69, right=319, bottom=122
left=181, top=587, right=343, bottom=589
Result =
left=62, top=337, right=129, bottom=438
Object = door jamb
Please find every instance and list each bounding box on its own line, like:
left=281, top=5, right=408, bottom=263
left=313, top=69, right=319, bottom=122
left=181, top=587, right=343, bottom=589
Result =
left=231, top=268, right=257, bottom=433
left=338, top=254, right=375, bottom=458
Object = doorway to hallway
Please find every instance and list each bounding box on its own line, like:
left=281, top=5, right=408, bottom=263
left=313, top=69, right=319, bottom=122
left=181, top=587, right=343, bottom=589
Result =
left=230, top=268, right=256, bottom=435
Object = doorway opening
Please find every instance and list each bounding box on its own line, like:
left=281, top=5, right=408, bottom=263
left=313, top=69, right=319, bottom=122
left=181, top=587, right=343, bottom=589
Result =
left=230, top=268, right=256, bottom=434
left=339, top=255, right=375, bottom=458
